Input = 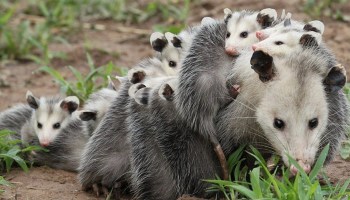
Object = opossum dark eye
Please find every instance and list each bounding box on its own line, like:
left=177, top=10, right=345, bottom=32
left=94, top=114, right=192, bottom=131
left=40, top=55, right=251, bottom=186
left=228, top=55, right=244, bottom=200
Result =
left=240, top=31, right=248, bottom=38
left=226, top=32, right=231, bottom=38
left=53, top=123, right=61, bottom=129
left=169, top=61, right=177, bottom=67
left=273, top=118, right=285, bottom=130
left=308, top=118, right=318, bottom=129
left=275, top=41, right=284, bottom=45
left=37, top=122, right=42, bottom=129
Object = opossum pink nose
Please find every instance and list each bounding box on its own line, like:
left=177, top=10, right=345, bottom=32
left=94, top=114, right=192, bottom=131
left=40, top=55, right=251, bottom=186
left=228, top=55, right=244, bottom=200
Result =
left=225, top=47, right=238, bottom=56
left=40, top=140, right=50, bottom=147
left=290, top=163, right=311, bottom=175
left=256, top=31, right=265, bottom=40
left=252, top=45, right=257, bottom=51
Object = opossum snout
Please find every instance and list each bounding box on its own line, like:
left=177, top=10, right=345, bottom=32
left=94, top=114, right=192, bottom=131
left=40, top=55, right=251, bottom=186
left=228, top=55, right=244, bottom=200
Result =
left=290, top=160, right=311, bottom=175
left=225, top=46, right=238, bottom=56
left=40, top=139, right=50, bottom=147
left=255, top=31, right=265, bottom=41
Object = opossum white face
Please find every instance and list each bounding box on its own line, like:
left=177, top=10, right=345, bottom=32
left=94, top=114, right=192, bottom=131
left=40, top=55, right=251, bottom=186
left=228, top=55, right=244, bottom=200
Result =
left=253, top=20, right=324, bottom=57
left=150, top=32, right=182, bottom=75
left=256, top=68, right=329, bottom=175
left=26, top=91, right=79, bottom=147
left=224, top=8, right=277, bottom=56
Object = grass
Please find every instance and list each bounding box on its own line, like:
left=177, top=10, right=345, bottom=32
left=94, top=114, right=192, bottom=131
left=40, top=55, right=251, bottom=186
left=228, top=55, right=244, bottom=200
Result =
left=0, top=0, right=191, bottom=64
left=0, top=129, right=43, bottom=193
left=206, top=145, right=350, bottom=199
left=38, top=53, right=127, bottom=104
left=303, top=0, right=349, bottom=21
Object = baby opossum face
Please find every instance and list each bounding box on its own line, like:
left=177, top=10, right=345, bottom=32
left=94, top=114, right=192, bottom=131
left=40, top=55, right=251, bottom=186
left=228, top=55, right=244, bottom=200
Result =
left=225, top=13, right=261, bottom=56
left=160, top=46, right=181, bottom=75
left=256, top=70, right=328, bottom=175
left=26, top=92, right=79, bottom=147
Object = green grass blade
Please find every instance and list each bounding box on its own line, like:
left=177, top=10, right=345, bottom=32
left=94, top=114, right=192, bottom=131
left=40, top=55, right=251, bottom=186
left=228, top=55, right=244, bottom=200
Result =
left=309, top=144, right=329, bottom=181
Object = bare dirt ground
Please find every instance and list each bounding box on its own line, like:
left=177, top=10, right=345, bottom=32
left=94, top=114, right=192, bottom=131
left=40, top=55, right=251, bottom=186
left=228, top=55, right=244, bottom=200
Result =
left=1, top=0, right=350, bottom=199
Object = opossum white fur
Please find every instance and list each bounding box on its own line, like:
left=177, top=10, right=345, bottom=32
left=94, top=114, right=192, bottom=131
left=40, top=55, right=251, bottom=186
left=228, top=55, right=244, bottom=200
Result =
left=223, top=8, right=277, bottom=55
left=253, top=18, right=325, bottom=57
left=21, top=91, right=80, bottom=147
left=219, top=45, right=348, bottom=175
left=78, top=84, right=118, bottom=136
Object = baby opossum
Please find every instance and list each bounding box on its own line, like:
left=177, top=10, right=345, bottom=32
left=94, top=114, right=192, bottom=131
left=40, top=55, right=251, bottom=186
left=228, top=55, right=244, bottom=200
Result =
left=21, top=91, right=80, bottom=147
left=224, top=8, right=277, bottom=55
left=78, top=80, right=118, bottom=136
left=78, top=81, right=132, bottom=196
left=217, top=31, right=347, bottom=176
left=128, top=78, right=221, bottom=200
left=0, top=91, right=87, bottom=171
left=176, top=9, right=278, bottom=179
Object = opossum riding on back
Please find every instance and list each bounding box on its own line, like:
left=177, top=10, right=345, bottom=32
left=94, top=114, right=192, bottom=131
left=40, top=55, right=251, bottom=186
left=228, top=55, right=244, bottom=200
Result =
left=78, top=28, right=198, bottom=196
left=176, top=8, right=278, bottom=179
left=217, top=18, right=348, bottom=175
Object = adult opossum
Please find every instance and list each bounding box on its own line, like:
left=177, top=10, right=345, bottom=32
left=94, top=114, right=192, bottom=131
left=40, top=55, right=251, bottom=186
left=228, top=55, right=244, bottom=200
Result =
left=217, top=33, right=348, bottom=175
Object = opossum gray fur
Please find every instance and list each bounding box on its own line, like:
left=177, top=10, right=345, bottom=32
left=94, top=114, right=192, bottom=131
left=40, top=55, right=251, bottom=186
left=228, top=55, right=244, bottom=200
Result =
left=176, top=8, right=278, bottom=149
left=78, top=85, right=118, bottom=136
left=129, top=78, right=221, bottom=200
left=78, top=81, right=132, bottom=195
left=0, top=104, right=32, bottom=140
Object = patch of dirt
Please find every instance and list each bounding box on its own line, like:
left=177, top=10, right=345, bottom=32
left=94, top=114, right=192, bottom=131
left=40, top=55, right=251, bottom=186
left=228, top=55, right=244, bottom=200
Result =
left=0, top=0, right=350, bottom=199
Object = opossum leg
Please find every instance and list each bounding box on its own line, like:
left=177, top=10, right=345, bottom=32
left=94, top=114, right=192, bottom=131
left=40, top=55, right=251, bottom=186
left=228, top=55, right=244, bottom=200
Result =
left=210, top=136, right=229, bottom=180
left=92, top=183, right=100, bottom=197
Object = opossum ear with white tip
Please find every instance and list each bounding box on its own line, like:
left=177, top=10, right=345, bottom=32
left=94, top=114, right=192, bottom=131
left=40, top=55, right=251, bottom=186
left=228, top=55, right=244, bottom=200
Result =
left=257, top=8, right=278, bottom=28
left=165, top=32, right=182, bottom=48
left=78, top=110, right=97, bottom=121
left=201, top=17, right=216, bottom=26
left=223, top=8, right=233, bottom=24
left=299, top=34, right=320, bottom=48
left=250, top=51, right=274, bottom=82
left=303, top=20, right=324, bottom=35
left=26, top=91, right=40, bottom=109
left=60, top=96, right=79, bottom=114
left=150, top=32, right=168, bottom=52
left=323, top=64, right=347, bottom=92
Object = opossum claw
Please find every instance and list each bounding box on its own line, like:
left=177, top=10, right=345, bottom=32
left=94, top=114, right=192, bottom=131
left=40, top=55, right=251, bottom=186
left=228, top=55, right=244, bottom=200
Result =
left=92, top=183, right=100, bottom=197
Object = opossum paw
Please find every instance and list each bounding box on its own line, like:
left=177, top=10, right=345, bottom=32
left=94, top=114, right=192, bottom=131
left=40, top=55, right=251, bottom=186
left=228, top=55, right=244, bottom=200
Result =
left=90, top=183, right=110, bottom=197
left=128, top=68, right=146, bottom=84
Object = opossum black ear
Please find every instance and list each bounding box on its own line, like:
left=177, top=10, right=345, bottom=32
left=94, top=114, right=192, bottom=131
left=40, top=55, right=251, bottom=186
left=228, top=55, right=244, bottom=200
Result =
left=26, top=91, right=39, bottom=109
left=79, top=110, right=97, bottom=121
left=60, top=96, right=79, bottom=114
left=257, top=8, right=277, bottom=29
left=299, top=34, right=319, bottom=48
left=134, top=87, right=151, bottom=105
left=165, top=32, right=182, bottom=48
left=159, top=83, right=175, bottom=101
left=303, top=20, right=324, bottom=34
left=324, top=64, right=347, bottom=92
left=150, top=32, right=168, bottom=52
left=250, top=50, right=274, bottom=82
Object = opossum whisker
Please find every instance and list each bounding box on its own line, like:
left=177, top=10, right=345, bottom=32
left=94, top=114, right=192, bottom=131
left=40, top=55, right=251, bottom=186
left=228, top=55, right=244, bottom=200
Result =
left=231, top=99, right=257, bottom=112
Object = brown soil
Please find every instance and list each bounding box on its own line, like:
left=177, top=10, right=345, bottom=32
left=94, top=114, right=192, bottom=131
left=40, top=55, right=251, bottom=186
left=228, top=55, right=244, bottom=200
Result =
left=1, top=0, right=350, bottom=199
